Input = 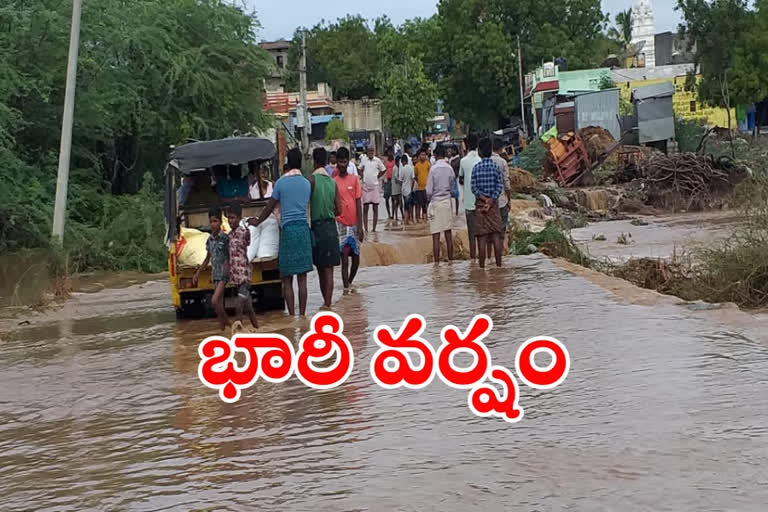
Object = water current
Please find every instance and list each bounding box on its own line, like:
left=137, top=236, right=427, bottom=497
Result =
left=1, top=249, right=767, bottom=511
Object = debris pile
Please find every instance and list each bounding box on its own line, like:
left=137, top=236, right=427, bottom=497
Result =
left=508, top=167, right=540, bottom=193
left=635, top=153, right=751, bottom=211
left=611, top=257, right=691, bottom=294
left=578, top=127, right=616, bottom=163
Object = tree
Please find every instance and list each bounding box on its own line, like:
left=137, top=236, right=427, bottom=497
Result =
left=324, top=118, right=348, bottom=143
left=286, top=15, right=379, bottom=99
left=677, top=0, right=753, bottom=106
left=431, top=0, right=608, bottom=129
left=611, top=9, right=633, bottom=44
left=380, top=58, right=439, bottom=138
left=0, top=0, right=272, bottom=258
left=677, top=0, right=761, bottom=151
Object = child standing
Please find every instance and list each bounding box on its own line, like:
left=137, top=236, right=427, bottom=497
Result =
left=227, top=204, right=259, bottom=331
left=193, top=208, right=231, bottom=331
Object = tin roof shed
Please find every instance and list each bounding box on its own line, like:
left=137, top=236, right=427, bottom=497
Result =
left=632, top=82, right=676, bottom=144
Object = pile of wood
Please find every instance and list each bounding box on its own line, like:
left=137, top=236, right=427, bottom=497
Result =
left=637, top=153, right=750, bottom=211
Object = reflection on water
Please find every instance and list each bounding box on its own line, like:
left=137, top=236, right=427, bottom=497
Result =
left=1, top=255, right=768, bottom=511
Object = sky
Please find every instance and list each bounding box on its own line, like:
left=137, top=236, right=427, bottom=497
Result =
left=251, top=0, right=683, bottom=42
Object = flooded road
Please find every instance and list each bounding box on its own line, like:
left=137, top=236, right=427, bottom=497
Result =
left=1, top=253, right=768, bottom=511
left=572, top=211, right=743, bottom=263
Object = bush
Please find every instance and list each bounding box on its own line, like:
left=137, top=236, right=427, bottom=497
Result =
left=517, top=139, right=548, bottom=176
left=675, top=118, right=707, bottom=153
left=65, top=172, right=168, bottom=274
left=324, top=118, right=348, bottom=143
left=509, top=220, right=591, bottom=266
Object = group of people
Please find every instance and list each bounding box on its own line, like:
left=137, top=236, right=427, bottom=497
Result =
left=196, top=147, right=365, bottom=331
left=194, top=134, right=513, bottom=331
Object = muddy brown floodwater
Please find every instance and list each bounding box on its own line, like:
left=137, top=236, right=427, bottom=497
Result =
left=572, top=211, right=744, bottom=263
left=2, top=229, right=768, bottom=510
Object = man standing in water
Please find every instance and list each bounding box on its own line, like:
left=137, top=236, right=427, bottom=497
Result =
left=249, top=148, right=312, bottom=316
left=471, top=138, right=504, bottom=269
left=459, top=134, right=481, bottom=260
left=426, top=145, right=456, bottom=263
left=359, top=147, right=386, bottom=233
left=309, top=148, right=342, bottom=311
left=492, top=138, right=512, bottom=249
left=333, top=147, right=365, bottom=294
left=449, top=146, right=462, bottom=216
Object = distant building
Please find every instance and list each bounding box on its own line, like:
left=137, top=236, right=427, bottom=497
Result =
left=523, top=63, right=609, bottom=133
left=654, top=32, right=695, bottom=67
left=611, top=64, right=735, bottom=128
left=259, top=40, right=291, bottom=92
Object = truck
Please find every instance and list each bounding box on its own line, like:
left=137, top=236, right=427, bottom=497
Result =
left=164, top=137, right=284, bottom=319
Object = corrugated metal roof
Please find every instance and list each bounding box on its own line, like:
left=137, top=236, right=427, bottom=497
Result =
left=632, top=81, right=675, bottom=101
left=611, top=63, right=695, bottom=83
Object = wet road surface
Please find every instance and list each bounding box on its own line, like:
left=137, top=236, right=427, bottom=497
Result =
left=571, top=211, right=743, bottom=263
left=1, top=254, right=768, bottom=511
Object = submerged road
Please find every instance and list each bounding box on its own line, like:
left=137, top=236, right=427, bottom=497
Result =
left=1, top=251, right=767, bottom=511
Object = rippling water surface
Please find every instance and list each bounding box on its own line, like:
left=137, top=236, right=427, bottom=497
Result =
left=1, top=255, right=767, bottom=511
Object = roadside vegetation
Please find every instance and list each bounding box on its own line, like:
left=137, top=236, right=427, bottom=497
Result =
left=512, top=152, right=768, bottom=310
left=0, top=0, right=271, bottom=274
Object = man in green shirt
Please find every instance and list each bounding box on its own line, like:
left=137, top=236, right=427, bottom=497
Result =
left=309, top=148, right=342, bottom=310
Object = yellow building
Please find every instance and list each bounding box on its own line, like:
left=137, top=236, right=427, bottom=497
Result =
left=611, top=65, right=735, bottom=128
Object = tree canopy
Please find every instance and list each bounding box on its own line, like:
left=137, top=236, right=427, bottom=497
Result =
left=287, top=0, right=609, bottom=130
left=380, top=58, right=439, bottom=138
left=677, top=0, right=767, bottom=107
left=1, top=0, right=271, bottom=263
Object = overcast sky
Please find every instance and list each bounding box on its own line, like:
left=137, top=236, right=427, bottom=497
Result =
left=252, top=0, right=682, bottom=41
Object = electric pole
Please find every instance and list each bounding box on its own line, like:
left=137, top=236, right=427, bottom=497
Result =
left=52, top=0, right=83, bottom=242
left=299, top=30, right=310, bottom=154
left=518, top=35, right=527, bottom=136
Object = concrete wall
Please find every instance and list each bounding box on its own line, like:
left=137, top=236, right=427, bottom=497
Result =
left=336, top=99, right=383, bottom=132
left=558, top=68, right=610, bottom=94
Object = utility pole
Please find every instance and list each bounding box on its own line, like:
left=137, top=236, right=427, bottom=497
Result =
left=299, top=30, right=310, bottom=154
left=517, top=35, right=528, bottom=136
left=52, top=0, right=83, bottom=242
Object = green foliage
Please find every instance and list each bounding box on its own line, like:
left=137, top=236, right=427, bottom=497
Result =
left=612, top=9, right=633, bottom=44
left=287, top=15, right=379, bottom=99
left=675, top=118, right=707, bottom=153
left=381, top=59, right=439, bottom=138
left=677, top=0, right=764, bottom=108
left=324, top=118, right=348, bottom=143
left=65, top=173, right=168, bottom=273
left=599, top=73, right=616, bottom=90
left=289, top=1, right=607, bottom=129
left=0, top=0, right=271, bottom=272
left=509, top=220, right=590, bottom=265
left=517, top=139, right=548, bottom=176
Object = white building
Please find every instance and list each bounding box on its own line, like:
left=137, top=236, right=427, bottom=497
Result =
left=631, top=0, right=656, bottom=68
